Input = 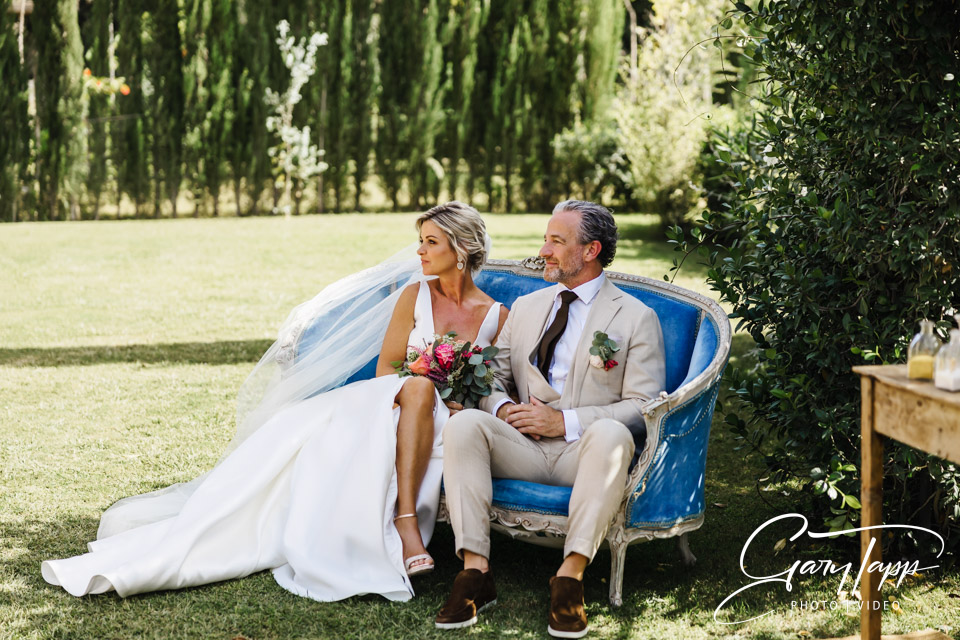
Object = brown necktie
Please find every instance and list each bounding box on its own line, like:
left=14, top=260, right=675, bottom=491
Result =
left=537, top=290, right=578, bottom=380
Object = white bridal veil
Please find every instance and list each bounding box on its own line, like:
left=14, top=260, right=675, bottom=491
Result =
left=96, top=244, right=427, bottom=540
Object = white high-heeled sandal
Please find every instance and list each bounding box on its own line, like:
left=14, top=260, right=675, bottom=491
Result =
left=394, top=513, right=435, bottom=576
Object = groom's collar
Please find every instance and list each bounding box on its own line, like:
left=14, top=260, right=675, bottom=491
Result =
left=555, top=272, right=606, bottom=305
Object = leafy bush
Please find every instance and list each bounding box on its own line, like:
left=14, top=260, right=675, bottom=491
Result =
left=613, top=0, right=730, bottom=225
left=672, top=0, right=960, bottom=551
left=551, top=117, right=633, bottom=206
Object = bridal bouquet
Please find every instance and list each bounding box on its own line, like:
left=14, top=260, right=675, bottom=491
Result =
left=393, top=332, right=500, bottom=409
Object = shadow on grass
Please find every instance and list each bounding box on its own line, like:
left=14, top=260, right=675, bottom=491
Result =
left=0, top=339, right=275, bottom=367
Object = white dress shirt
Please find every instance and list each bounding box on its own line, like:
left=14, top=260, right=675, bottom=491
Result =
left=494, top=273, right=606, bottom=443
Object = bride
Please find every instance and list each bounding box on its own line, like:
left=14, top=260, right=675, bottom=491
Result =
left=42, top=202, right=508, bottom=602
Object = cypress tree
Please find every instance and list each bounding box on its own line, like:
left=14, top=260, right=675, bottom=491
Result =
left=82, top=0, right=112, bottom=221
left=526, top=0, right=579, bottom=211
left=33, top=0, right=85, bottom=221
left=377, top=0, right=444, bottom=210
left=0, top=7, right=29, bottom=222
left=440, top=0, right=482, bottom=202
left=143, top=1, right=185, bottom=218
left=582, top=0, right=624, bottom=121
left=116, top=0, right=148, bottom=217
left=183, top=0, right=236, bottom=217
left=464, top=0, right=499, bottom=208
left=408, top=0, right=445, bottom=208
left=233, top=0, right=273, bottom=215
left=376, top=0, right=408, bottom=210
left=312, top=0, right=348, bottom=212
left=230, top=0, right=254, bottom=216
left=346, top=0, right=376, bottom=211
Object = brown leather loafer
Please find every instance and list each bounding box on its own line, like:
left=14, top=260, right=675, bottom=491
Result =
left=548, top=575, right=588, bottom=638
left=435, top=568, right=497, bottom=629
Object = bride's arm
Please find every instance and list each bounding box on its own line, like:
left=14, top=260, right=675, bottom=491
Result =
left=375, top=283, right=420, bottom=377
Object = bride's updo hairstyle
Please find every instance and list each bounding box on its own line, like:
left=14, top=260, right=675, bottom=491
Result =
left=416, top=201, right=489, bottom=274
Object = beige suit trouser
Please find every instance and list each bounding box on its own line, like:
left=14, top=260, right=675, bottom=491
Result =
left=442, top=409, right=635, bottom=562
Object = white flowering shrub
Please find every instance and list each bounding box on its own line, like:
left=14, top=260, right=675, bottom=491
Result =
left=265, top=20, right=329, bottom=216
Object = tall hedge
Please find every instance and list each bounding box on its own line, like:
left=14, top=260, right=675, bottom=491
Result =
left=10, top=0, right=628, bottom=220
left=144, top=1, right=185, bottom=217
left=0, top=8, right=29, bottom=222
left=676, top=0, right=960, bottom=548
left=34, top=0, right=85, bottom=221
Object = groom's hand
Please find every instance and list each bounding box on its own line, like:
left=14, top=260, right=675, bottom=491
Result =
left=505, top=396, right=565, bottom=439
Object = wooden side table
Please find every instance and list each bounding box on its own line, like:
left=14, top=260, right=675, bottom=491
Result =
left=854, top=365, right=960, bottom=640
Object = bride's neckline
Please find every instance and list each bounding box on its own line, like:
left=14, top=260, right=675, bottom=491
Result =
left=421, top=280, right=499, bottom=345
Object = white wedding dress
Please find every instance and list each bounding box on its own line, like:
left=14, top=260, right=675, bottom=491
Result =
left=42, top=281, right=502, bottom=602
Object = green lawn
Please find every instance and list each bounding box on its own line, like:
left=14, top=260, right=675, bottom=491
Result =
left=1, top=215, right=956, bottom=640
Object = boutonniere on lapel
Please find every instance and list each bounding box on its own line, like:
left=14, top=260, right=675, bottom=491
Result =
left=589, top=331, right=620, bottom=371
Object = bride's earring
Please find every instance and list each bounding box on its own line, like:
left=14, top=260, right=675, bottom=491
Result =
left=457, top=258, right=465, bottom=271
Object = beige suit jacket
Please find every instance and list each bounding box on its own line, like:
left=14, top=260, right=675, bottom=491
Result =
left=479, top=276, right=666, bottom=431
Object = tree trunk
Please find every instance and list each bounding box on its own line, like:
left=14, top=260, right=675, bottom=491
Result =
left=248, top=181, right=258, bottom=216
left=169, top=183, right=178, bottom=218
left=466, top=167, right=475, bottom=208
left=353, top=173, right=362, bottom=212
left=282, top=175, right=292, bottom=218
left=234, top=179, right=243, bottom=216
left=153, top=167, right=162, bottom=218
left=316, top=76, right=327, bottom=214
left=504, top=158, right=513, bottom=213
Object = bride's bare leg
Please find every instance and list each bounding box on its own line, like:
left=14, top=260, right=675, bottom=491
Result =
left=394, top=376, right=436, bottom=568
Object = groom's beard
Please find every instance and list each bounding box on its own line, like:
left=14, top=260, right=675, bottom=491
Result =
left=543, top=255, right=585, bottom=285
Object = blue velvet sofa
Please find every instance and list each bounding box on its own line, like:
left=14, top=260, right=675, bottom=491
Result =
left=295, top=257, right=731, bottom=606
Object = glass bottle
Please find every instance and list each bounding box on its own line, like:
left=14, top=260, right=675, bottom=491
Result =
left=907, top=319, right=939, bottom=380
left=934, top=329, right=960, bottom=391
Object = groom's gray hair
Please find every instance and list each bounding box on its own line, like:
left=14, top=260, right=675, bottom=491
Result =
left=553, top=199, right=618, bottom=268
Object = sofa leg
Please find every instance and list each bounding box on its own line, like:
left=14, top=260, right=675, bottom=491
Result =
left=608, top=540, right=627, bottom=607
left=677, top=532, right=697, bottom=566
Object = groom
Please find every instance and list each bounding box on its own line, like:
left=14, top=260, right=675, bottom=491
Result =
left=435, top=200, right=666, bottom=638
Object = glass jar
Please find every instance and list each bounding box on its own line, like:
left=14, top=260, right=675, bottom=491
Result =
left=934, top=329, right=960, bottom=391
left=907, top=319, right=939, bottom=380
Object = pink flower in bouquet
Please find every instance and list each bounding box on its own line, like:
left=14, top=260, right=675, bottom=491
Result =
left=408, top=354, right=431, bottom=376
left=435, top=342, right=456, bottom=369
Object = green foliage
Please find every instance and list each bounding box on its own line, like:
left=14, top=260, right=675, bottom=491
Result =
left=144, top=1, right=186, bottom=217
left=81, top=0, right=112, bottom=220
left=377, top=0, right=446, bottom=210
left=231, top=0, right=276, bottom=215
left=0, top=8, right=28, bottom=222
left=10, top=0, right=636, bottom=220
left=614, top=0, right=731, bottom=226
left=183, top=0, right=237, bottom=216
left=551, top=117, right=632, bottom=205
left=671, top=0, right=960, bottom=549
left=116, top=0, right=148, bottom=216
left=33, top=0, right=86, bottom=221
left=580, top=0, right=624, bottom=122
left=345, top=0, right=377, bottom=211
left=438, top=0, right=482, bottom=203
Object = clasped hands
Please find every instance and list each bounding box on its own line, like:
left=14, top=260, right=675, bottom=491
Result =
left=496, top=396, right=564, bottom=440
